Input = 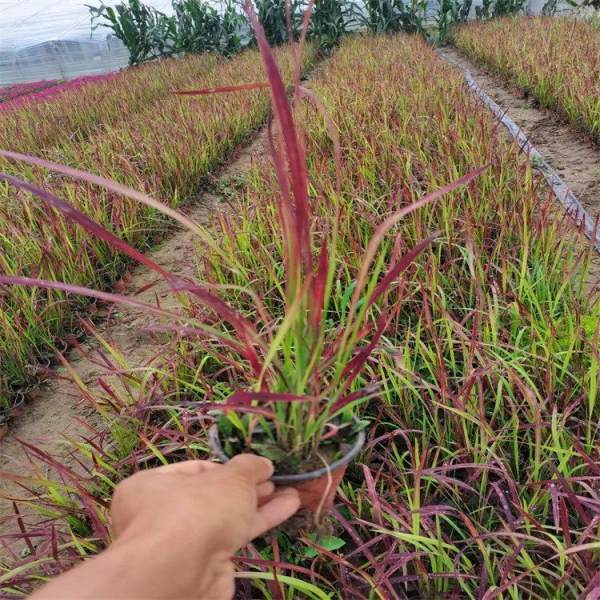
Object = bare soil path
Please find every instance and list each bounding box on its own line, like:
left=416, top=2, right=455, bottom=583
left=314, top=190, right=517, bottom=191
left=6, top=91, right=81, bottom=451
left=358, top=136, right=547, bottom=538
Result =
left=0, top=128, right=271, bottom=544
left=439, top=47, right=600, bottom=226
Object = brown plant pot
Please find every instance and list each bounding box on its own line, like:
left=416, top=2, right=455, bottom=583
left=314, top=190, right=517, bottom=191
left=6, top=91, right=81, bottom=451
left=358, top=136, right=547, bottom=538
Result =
left=0, top=397, right=26, bottom=436
left=1, top=396, right=25, bottom=419
left=208, top=423, right=365, bottom=513
left=10, top=396, right=26, bottom=419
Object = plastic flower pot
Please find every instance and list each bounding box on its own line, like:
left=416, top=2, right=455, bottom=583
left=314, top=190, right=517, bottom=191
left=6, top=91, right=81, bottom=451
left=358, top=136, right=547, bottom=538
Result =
left=208, top=423, right=365, bottom=512
left=0, top=396, right=25, bottom=438
left=9, top=395, right=26, bottom=419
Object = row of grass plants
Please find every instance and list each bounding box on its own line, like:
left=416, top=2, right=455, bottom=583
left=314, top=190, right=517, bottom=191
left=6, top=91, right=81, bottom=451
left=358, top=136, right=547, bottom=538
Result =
left=0, top=33, right=598, bottom=598
left=453, top=16, right=600, bottom=142
left=0, top=54, right=218, bottom=152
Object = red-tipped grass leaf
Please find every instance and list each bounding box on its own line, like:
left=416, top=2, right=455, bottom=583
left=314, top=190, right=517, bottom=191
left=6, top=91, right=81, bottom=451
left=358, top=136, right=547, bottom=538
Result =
left=1, top=172, right=265, bottom=370
left=0, top=172, right=174, bottom=280
left=244, top=0, right=312, bottom=275
left=368, top=231, right=442, bottom=308
left=266, top=114, right=298, bottom=277
left=0, top=276, right=248, bottom=356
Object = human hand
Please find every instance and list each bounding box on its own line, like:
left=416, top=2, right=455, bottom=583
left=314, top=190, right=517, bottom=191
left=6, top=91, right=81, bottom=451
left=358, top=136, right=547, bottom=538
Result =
left=109, top=455, right=299, bottom=599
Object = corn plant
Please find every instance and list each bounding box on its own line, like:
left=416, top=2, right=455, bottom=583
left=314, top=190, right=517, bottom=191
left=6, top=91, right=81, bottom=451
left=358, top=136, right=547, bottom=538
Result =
left=474, top=0, right=525, bottom=19
left=435, top=0, right=472, bottom=44
left=358, top=0, right=429, bottom=34
left=307, top=0, right=352, bottom=50
left=253, top=0, right=303, bottom=45
left=173, top=0, right=245, bottom=56
left=88, top=0, right=177, bottom=64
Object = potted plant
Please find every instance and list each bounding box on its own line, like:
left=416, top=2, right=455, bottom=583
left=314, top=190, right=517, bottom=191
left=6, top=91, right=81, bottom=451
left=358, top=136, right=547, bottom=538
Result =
left=199, top=5, right=484, bottom=513
left=0, top=3, right=483, bottom=513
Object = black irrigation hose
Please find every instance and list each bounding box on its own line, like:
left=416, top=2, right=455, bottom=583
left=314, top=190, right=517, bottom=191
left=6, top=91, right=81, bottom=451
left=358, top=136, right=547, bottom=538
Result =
left=439, top=50, right=600, bottom=254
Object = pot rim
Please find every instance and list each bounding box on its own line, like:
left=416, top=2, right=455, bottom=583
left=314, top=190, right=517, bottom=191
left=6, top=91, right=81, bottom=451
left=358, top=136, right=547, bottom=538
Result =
left=208, top=419, right=366, bottom=484
left=0, top=395, right=25, bottom=423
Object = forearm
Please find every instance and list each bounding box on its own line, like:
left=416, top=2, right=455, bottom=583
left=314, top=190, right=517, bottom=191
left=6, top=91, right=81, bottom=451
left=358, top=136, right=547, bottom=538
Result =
left=29, top=457, right=298, bottom=600
left=30, top=527, right=234, bottom=600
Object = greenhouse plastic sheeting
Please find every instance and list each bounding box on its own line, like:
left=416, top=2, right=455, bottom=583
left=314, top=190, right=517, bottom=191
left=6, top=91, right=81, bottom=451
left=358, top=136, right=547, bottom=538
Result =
left=0, top=0, right=172, bottom=85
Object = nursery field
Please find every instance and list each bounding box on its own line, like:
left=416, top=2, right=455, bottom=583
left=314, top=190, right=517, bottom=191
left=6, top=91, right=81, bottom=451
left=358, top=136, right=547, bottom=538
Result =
left=453, top=16, right=600, bottom=142
left=0, top=46, right=313, bottom=415
left=1, top=31, right=598, bottom=599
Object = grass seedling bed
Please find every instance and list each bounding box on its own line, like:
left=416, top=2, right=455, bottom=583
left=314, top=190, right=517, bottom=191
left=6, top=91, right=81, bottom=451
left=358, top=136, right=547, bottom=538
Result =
left=0, top=80, right=60, bottom=106
left=0, top=54, right=219, bottom=152
left=453, top=16, right=600, bottom=143
left=0, top=46, right=315, bottom=411
left=1, top=33, right=598, bottom=598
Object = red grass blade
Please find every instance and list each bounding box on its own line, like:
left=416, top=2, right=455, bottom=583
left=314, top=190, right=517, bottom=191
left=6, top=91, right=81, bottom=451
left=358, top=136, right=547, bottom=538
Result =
left=0, top=275, right=178, bottom=318
left=309, top=239, right=329, bottom=330
left=340, top=312, right=390, bottom=390
left=171, top=281, right=264, bottom=376
left=0, top=149, right=226, bottom=260
left=368, top=232, right=441, bottom=308
left=244, top=0, right=312, bottom=274
left=0, top=276, right=249, bottom=359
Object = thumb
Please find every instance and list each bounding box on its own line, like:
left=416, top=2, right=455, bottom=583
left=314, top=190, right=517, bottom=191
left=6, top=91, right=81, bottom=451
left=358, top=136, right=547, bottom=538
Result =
left=224, top=454, right=274, bottom=485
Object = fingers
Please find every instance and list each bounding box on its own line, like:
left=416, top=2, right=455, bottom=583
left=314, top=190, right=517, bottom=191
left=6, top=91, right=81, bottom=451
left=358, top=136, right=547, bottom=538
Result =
left=257, top=481, right=275, bottom=499
left=224, top=454, right=274, bottom=485
left=249, top=488, right=300, bottom=541
left=152, top=460, right=220, bottom=476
